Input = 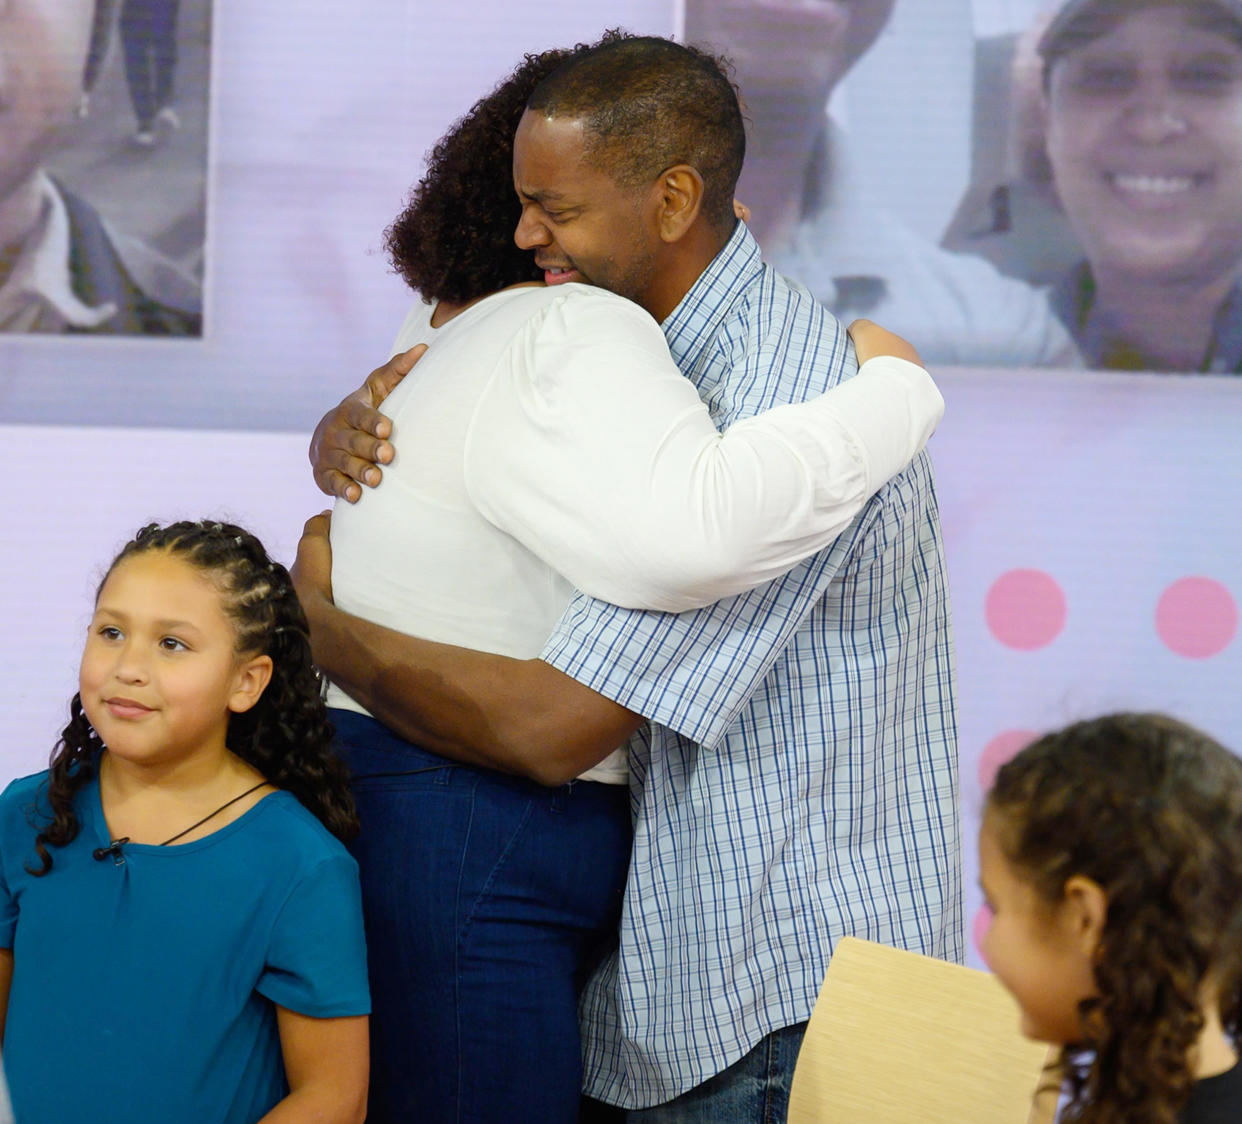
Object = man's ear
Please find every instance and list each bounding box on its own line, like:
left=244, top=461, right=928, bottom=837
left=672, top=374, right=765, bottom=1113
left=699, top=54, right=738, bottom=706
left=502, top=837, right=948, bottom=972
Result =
left=1061, top=874, right=1108, bottom=958
left=228, top=654, right=274, bottom=715
left=653, top=165, right=704, bottom=243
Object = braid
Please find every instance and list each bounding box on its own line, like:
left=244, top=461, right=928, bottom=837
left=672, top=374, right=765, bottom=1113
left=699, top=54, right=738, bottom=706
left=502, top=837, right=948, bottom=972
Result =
left=36, top=521, right=358, bottom=873
left=220, top=546, right=359, bottom=842
left=26, top=695, right=102, bottom=875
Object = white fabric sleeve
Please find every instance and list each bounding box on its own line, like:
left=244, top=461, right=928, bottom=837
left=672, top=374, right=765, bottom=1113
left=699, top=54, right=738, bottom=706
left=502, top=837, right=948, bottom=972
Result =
left=464, top=290, right=943, bottom=613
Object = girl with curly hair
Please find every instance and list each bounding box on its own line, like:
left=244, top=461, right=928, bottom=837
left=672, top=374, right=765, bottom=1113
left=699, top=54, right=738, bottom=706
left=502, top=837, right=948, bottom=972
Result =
left=0, top=521, right=370, bottom=1124
left=981, top=712, right=1242, bottom=1124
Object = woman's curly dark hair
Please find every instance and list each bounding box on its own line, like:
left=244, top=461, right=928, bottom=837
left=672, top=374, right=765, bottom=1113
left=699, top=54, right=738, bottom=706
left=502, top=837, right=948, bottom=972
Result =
left=987, top=713, right=1242, bottom=1124
left=29, top=520, right=359, bottom=874
left=383, top=32, right=629, bottom=304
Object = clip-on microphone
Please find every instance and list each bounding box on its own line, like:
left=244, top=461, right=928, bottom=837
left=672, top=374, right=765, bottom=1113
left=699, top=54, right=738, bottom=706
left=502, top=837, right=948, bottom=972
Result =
left=92, top=837, right=130, bottom=863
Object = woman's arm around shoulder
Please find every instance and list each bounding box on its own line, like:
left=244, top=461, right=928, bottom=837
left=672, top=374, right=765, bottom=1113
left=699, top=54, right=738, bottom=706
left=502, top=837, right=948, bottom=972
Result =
left=466, top=301, right=943, bottom=611
left=258, top=1007, right=368, bottom=1123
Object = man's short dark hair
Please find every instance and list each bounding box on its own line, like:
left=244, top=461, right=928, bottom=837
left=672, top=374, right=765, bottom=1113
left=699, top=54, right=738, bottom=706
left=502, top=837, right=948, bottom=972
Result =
left=526, top=35, right=745, bottom=233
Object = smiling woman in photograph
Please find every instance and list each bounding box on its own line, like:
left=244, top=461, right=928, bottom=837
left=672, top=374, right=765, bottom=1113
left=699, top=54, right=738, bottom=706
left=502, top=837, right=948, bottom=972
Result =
left=1037, top=0, right=1242, bottom=372
left=680, top=0, right=1079, bottom=368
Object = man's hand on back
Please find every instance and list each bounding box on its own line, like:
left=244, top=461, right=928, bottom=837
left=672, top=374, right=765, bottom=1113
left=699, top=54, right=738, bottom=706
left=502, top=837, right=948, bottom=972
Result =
left=310, top=345, right=426, bottom=502
left=290, top=512, right=334, bottom=607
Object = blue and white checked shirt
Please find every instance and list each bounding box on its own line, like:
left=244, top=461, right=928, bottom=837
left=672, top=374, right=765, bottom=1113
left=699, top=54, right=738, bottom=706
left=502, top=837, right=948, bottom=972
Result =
left=541, top=223, right=962, bottom=1108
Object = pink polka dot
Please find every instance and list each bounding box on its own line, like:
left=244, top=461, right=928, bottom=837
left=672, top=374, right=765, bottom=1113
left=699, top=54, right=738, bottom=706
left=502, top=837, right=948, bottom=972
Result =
left=985, top=569, right=1067, bottom=650
left=1155, top=577, right=1237, bottom=659
left=978, top=729, right=1037, bottom=792
left=972, top=904, right=994, bottom=962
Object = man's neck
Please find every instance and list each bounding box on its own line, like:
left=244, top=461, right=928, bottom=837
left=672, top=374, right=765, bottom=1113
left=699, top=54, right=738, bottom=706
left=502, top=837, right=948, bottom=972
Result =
left=644, top=221, right=734, bottom=324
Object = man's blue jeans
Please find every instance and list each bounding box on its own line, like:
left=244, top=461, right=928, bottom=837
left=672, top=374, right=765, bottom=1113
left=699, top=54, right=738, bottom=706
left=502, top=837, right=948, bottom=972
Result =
left=583, top=1023, right=808, bottom=1124
left=330, top=710, right=632, bottom=1123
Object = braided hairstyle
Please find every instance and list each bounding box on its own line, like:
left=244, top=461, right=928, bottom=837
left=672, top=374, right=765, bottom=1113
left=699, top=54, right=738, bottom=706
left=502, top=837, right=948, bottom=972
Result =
left=987, top=713, right=1242, bottom=1124
left=30, top=521, right=358, bottom=874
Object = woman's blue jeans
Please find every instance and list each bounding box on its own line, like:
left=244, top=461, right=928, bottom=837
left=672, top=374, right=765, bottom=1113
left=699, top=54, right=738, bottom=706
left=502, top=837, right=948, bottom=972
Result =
left=330, top=710, right=632, bottom=1123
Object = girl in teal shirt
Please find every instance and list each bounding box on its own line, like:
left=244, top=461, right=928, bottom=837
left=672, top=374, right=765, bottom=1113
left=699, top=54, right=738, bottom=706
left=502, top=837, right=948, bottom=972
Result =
left=0, top=521, right=370, bottom=1123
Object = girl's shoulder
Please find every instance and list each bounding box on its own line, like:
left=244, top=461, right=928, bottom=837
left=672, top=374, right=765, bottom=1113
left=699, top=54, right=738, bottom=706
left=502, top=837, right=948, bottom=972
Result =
left=0, top=771, right=71, bottom=871
left=0, top=771, right=57, bottom=823
left=237, top=790, right=354, bottom=866
left=0, top=770, right=48, bottom=801
left=220, top=793, right=360, bottom=916
left=0, top=768, right=100, bottom=819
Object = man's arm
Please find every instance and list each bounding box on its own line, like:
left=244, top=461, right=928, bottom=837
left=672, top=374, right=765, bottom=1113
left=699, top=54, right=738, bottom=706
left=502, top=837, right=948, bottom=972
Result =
left=298, top=317, right=918, bottom=775
left=291, top=515, right=642, bottom=787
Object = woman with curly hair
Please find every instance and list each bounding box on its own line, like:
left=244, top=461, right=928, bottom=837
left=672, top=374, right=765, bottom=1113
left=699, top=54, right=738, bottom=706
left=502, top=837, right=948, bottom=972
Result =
left=981, top=712, right=1242, bottom=1124
left=0, top=521, right=370, bottom=1123
left=311, top=34, right=946, bottom=1123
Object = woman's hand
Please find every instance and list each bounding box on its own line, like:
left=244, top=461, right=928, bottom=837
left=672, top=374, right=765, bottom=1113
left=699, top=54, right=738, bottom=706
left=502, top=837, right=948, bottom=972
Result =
left=847, top=318, right=923, bottom=367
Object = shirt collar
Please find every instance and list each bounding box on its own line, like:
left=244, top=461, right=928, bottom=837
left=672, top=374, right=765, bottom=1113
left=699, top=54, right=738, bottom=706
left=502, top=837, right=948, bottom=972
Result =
left=0, top=172, right=118, bottom=332
left=661, top=220, right=763, bottom=382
